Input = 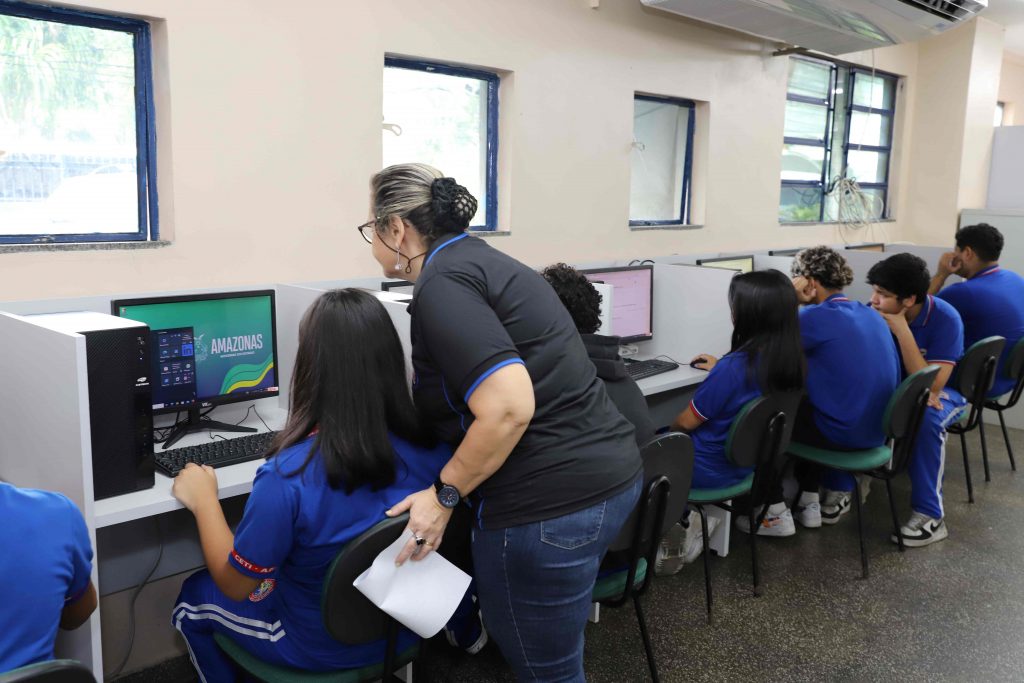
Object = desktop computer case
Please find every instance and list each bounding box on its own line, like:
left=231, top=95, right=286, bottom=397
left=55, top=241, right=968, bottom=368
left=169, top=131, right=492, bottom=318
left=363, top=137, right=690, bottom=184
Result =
left=85, top=326, right=155, bottom=499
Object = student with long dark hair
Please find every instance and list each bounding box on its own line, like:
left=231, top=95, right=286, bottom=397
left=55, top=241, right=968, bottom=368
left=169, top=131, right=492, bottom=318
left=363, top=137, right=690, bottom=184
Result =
left=170, top=289, right=452, bottom=681
left=669, top=270, right=805, bottom=541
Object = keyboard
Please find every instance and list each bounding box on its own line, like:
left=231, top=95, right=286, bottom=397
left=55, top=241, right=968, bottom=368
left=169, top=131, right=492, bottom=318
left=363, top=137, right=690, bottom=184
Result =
left=624, top=358, right=680, bottom=381
left=154, top=431, right=279, bottom=476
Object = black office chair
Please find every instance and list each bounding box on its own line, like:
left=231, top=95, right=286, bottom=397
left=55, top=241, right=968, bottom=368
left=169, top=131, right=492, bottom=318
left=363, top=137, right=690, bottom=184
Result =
left=214, top=514, right=419, bottom=683
left=984, top=338, right=1024, bottom=473
left=687, top=391, right=801, bottom=624
left=0, top=660, right=94, bottom=683
left=591, top=432, right=693, bottom=683
left=788, top=367, right=938, bottom=578
left=948, top=337, right=1006, bottom=503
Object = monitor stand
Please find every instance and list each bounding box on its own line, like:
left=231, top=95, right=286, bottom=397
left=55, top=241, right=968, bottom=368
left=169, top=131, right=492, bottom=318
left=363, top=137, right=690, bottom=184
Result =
left=161, top=405, right=257, bottom=450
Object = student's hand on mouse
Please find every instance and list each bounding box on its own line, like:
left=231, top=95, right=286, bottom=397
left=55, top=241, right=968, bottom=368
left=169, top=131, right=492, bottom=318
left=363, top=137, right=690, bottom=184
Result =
left=690, top=354, right=717, bottom=371
left=791, top=276, right=815, bottom=304
left=937, top=252, right=961, bottom=278
left=172, top=463, right=219, bottom=513
left=386, top=487, right=453, bottom=565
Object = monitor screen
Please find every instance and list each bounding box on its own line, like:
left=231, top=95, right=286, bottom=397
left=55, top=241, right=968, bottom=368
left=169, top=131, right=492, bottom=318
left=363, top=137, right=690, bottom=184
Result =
left=845, top=243, right=885, bottom=253
left=580, top=266, right=653, bottom=342
left=112, top=290, right=279, bottom=413
left=697, top=256, right=754, bottom=274
left=381, top=280, right=415, bottom=295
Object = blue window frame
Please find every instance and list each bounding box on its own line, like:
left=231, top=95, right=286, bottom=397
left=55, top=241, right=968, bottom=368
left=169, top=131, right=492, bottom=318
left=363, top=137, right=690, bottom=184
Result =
left=630, top=94, right=696, bottom=227
left=780, top=56, right=897, bottom=224
left=383, top=56, right=499, bottom=231
left=0, top=0, right=157, bottom=244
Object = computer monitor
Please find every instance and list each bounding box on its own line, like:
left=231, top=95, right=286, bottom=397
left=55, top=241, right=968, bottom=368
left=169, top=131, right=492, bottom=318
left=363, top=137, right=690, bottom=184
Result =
left=580, top=266, right=653, bottom=343
left=381, top=280, right=415, bottom=295
left=769, top=248, right=804, bottom=257
left=112, top=290, right=279, bottom=448
left=845, top=243, right=885, bottom=253
left=696, top=255, right=755, bottom=274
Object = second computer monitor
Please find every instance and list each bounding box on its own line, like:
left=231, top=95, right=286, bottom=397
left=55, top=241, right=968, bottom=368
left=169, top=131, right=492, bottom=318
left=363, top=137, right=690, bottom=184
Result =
left=381, top=280, right=415, bottom=295
left=580, top=266, right=653, bottom=343
left=696, top=255, right=755, bottom=274
left=845, top=243, right=885, bottom=253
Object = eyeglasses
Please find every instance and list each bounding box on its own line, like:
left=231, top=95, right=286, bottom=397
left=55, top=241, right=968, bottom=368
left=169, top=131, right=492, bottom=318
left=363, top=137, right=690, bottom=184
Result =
left=356, top=220, right=377, bottom=244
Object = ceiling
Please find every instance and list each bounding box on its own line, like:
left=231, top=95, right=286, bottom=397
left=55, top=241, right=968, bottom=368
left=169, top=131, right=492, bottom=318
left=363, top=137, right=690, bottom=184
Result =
left=984, top=0, right=1024, bottom=57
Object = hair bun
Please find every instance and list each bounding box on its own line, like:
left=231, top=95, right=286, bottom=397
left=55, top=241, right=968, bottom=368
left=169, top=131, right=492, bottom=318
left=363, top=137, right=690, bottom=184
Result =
left=431, top=177, right=478, bottom=231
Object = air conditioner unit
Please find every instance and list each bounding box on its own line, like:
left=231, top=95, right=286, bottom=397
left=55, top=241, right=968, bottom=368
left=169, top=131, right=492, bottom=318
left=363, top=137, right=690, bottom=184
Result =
left=640, top=0, right=988, bottom=55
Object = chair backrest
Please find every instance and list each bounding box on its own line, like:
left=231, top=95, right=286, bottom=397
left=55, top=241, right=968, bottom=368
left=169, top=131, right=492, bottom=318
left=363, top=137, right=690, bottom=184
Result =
left=952, top=336, right=1006, bottom=406
left=0, top=660, right=94, bottom=683
left=882, top=366, right=939, bottom=473
left=320, top=513, right=409, bottom=645
left=725, top=391, right=802, bottom=503
left=606, top=432, right=694, bottom=555
left=997, top=337, right=1024, bottom=407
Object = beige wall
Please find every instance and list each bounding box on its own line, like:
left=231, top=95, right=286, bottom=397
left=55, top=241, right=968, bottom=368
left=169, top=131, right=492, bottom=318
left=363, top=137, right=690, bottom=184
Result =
left=0, top=0, right=923, bottom=302
left=1000, top=54, right=1024, bottom=125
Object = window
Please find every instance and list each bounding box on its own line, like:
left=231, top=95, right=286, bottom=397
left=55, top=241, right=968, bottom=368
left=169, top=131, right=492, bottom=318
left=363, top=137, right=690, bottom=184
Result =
left=780, top=57, right=897, bottom=224
left=383, top=57, right=498, bottom=230
left=996, top=101, right=1005, bottom=127
left=0, top=2, right=157, bottom=244
left=630, top=95, right=695, bottom=226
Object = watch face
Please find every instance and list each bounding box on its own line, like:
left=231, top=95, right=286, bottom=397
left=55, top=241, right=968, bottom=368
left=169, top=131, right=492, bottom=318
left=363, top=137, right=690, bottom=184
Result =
left=438, top=485, right=460, bottom=508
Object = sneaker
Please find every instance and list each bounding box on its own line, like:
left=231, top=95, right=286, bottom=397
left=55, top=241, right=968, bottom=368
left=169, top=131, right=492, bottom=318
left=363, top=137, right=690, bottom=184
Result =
left=655, top=512, right=721, bottom=576
left=821, top=490, right=851, bottom=525
left=795, top=501, right=821, bottom=528
left=735, top=503, right=796, bottom=537
left=444, top=607, right=488, bottom=655
left=891, top=512, right=948, bottom=548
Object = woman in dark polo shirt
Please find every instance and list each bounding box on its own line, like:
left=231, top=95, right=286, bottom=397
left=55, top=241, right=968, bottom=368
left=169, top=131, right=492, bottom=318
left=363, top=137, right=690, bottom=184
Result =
left=358, top=163, right=641, bottom=681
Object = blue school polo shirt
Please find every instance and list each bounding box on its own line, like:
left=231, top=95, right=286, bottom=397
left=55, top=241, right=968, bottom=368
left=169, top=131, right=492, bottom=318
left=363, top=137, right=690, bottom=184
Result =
left=227, top=434, right=452, bottom=668
left=936, top=265, right=1024, bottom=397
left=909, top=295, right=964, bottom=374
left=800, top=294, right=900, bottom=448
left=689, top=351, right=761, bottom=488
left=0, top=483, right=93, bottom=671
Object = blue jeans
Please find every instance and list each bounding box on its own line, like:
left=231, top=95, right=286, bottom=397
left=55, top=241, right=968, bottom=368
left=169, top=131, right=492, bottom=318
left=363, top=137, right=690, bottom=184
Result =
left=471, top=475, right=642, bottom=682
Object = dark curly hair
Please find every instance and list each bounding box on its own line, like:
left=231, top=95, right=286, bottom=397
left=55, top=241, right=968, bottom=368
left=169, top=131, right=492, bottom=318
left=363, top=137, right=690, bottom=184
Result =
left=792, top=246, right=854, bottom=291
left=866, top=253, right=930, bottom=304
left=541, top=263, right=603, bottom=335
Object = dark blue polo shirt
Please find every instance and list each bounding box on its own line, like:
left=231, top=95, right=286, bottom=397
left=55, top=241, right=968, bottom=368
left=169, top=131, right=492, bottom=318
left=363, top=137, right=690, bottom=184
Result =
left=908, top=295, right=964, bottom=374
left=800, top=294, right=900, bottom=448
left=936, top=265, right=1024, bottom=397
left=408, top=234, right=641, bottom=529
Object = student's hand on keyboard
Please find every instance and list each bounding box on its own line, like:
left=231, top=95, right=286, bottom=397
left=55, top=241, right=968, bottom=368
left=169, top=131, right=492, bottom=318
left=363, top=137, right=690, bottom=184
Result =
left=172, top=463, right=219, bottom=513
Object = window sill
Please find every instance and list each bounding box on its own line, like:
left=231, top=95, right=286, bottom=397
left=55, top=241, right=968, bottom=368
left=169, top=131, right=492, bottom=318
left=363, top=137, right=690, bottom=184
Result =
left=630, top=224, right=703, bottom=232
left=0, top=240, right=172, bottom=254
left=470, top=230, right=511, bottom=237
left=780, top=218, right=896, bottom=227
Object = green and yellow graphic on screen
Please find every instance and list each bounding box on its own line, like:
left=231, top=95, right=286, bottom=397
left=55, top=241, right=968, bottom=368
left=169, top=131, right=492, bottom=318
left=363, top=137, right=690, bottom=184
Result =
left=112, top=291, right=278, bottom=411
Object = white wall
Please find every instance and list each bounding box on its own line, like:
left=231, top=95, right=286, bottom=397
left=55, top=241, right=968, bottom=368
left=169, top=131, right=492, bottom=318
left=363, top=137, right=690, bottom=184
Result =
left=1000, top=54, right=1024, bottom=125
left=0, top=0, right=922, bottom=302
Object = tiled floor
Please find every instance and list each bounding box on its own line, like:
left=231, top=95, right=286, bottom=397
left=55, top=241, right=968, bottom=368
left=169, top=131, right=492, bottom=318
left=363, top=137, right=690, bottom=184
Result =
left=118, top=426, right=1024, bottom=682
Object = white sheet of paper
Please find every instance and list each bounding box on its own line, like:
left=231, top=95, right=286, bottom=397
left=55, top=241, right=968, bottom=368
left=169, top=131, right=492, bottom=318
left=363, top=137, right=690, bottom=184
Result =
left=352, top=529, right=472, bottom=638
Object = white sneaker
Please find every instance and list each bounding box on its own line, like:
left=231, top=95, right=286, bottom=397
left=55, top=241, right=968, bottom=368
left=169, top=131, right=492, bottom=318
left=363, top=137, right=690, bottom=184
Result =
left=735, top=504, right=796, bottom=537
left=891, top=512, right=948, bottom=548
left=795, top=500, right=821, bottom=528
left=821, top=490, right=851, bottom=525
left=655, top=511, right=720, bottom=575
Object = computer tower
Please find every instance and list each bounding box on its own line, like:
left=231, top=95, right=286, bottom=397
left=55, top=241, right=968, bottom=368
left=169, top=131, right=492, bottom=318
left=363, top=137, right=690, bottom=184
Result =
left=28, top=312, right=155, bottom=500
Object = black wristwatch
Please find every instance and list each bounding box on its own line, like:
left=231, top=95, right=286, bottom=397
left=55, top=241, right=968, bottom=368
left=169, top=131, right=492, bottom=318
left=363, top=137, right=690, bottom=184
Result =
left=434, top=479, right=461, bottom=509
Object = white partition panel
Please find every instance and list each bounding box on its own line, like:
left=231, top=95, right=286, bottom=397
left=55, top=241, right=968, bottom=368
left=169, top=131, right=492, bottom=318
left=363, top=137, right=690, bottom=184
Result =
left=631, top=264, right=733, bottom=395
left=274, top=284, right=327, bottom=409
left=987, top=126, right=1024, bottom=211
left=0, top=313, right=100, bottom=676
left=755, top=255, right=796, bottom=273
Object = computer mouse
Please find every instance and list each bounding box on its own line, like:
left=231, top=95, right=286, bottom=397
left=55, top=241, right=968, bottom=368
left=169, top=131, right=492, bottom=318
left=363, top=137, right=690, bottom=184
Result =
left=690, top=359, right=708, bottom=370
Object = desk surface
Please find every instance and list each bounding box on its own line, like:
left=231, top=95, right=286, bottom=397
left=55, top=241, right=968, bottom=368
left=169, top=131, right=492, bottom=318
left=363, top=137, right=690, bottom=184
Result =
left=94, top=405, right=287, bottom=528
left=636, top=364, right=707, bottom=396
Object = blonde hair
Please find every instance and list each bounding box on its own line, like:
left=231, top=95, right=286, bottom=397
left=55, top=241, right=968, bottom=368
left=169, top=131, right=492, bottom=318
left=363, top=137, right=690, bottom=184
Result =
left=370, top=163, right=477, bottom=244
